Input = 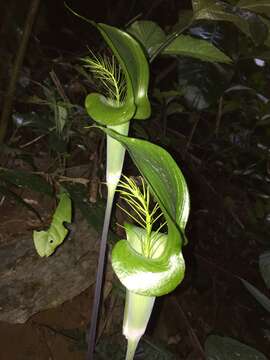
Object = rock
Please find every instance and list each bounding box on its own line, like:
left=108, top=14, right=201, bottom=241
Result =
left=0, top=215, right=99, bottom=323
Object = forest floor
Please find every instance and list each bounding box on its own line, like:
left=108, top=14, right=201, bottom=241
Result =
left=0, top=186, right=269, bottom=360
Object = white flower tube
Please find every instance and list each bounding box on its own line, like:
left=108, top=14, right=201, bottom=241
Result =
left=123, top=290, right=155, bottom=360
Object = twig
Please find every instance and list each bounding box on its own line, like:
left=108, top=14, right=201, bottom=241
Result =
left=199, top=176, right=245, bottom=229
left=20, top=133, right=47, bottom=148
left=167, top=128, right=202, bottom=166
left=35, top=323, right=55, bottom=360
left=170, top=295, right=207, bottom=360
left=49, top=70, right=70, bottom=103
left=88, top=150, right=100, bottom=203
left=96, top=292, right=118, bottom=343
left=215, top=96, right=223, bottom=137
left=194, top=252, right=239, bottom=280
left=0, top=0, right=41, bottom=142
left=34, top=322, right=78, bottom=342
left=183, top=113, right=200, bottom=160
left=58, top=175, right=89, bottom=185
left=194, top=252, right=255, bottom=312
left=154, top=60, right=177, bottom=86
left=144, top=0, right=167, bottom=19
left=0, top=166, right=90, bottom=186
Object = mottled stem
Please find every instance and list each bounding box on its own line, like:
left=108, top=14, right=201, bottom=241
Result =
left=86, top=184, right=116, bottom=359
left=86, top=122, right=129, bottom=359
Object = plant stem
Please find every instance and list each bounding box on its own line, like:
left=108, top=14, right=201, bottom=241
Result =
left=0, top=0, right=41, bottom=142
left=123, top=291, right=155, bottom=360
left=86, top=122, right=130, bottom=359
left=86, top=184, right=116, bottom=359
left=125, top=338, right=140, bottom=360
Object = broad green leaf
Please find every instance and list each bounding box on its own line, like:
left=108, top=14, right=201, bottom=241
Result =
left=241, top=278, right=270, bottom=313
left=187, top=21, right=239, bottom=59
left=162, top=35, right=232, bottom=63
left=259, top=251, right=270, bottom=289
left=238, top=0, right=270, bottom=16
left=193, top=0, right=268, bottom=46
left=98, top=127, right=190, bottom=296
left=101, top=129, right=190, bottom=229
left=205, top=335, right=268, bottom=360
left=85, top=22, right=151, bottom=125
left=0, top=168, right=53, bottom=196
left=127, top=21, right=166, bottom=57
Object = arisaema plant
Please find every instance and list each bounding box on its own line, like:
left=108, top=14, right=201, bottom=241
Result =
left=98, top=127, right=190, bottom=360
left=82, top=19, right=191, bottom=359
left=82, top=21, right=151, bottom=358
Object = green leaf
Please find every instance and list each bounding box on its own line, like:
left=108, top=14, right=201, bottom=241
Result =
left=238, top=0, right=270, bottom=16
left=205, top=335, right=268, bottom=360
left=33, top=191, right=72, bottom=257
left=193, top=0, right=268, bottom=46
left=85, top=22, right=151, bottom=125
left=127, top=21, right=166, bottom=58
left=98, top=127, right=190, bottom=296
left=162, top=35, right=232, bottom=63
left=0, top=168, right=53, bottom=197
left=241, top=278, right=270, bottom=313
left=259, top=251, right=270, bottom=289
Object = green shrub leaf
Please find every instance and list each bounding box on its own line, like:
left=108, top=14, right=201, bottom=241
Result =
left=162, top=35, right=232, bottom=63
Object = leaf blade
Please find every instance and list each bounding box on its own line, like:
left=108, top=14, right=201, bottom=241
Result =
left=162, top=35, right=232, bottom=63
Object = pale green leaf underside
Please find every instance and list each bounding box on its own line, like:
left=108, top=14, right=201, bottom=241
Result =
left=99, top=127, right=190, bottom=296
